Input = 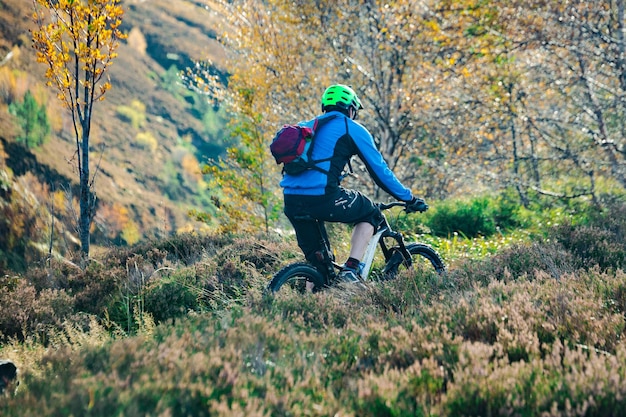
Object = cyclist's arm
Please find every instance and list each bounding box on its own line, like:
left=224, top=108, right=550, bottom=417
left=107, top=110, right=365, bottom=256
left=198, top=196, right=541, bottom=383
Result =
left=350, top=122, right=413, bottom=202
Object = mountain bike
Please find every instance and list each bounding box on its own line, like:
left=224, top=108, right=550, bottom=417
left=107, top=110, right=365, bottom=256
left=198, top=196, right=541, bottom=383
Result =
left=267, top=201, right=445, bottom=293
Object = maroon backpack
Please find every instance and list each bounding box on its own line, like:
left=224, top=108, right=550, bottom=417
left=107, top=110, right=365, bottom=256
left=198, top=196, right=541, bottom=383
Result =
left=270, top=115, right=337, bottom=175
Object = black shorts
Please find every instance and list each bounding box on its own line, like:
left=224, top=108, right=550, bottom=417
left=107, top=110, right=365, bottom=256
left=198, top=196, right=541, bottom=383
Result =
left=283, top=188, right=382, bottom=262
left=284, top=188, right=381, bottom=226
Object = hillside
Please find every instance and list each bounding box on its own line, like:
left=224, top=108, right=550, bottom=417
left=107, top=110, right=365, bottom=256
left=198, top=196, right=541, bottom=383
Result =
left=0, top=0, right=229, bottom=250
left=1, top=199, right=626, bottom=415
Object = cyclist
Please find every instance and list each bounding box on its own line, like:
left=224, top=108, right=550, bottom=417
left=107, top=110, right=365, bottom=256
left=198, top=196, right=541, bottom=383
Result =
left=280, top=84, right=428, bottom=283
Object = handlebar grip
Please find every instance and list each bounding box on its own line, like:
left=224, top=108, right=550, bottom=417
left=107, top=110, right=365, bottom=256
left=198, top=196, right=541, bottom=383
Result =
left=378, top=200, right=428, bottom=212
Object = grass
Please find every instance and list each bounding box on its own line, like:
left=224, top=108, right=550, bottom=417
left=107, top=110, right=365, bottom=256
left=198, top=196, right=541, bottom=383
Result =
left=1, top=199, right=625, bottom=416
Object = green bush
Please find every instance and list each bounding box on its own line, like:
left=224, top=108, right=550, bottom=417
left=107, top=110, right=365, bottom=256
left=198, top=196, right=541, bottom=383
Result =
left=144, top=268, right=201, bottom=323
left=391, top=191, right=523, bottom=240
left=425, top=197, right=497, bottom=238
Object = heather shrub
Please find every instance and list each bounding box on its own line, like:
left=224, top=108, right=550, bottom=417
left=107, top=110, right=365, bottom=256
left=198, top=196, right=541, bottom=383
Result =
left=603, top=270, right=626, bottom=316
left=104, top=232, right=230, bottom=267
left=366, top=277, right=421, bottom=315
left=266, top=287, right=354, bottom=331
left=67, top=261, right=123, bottom=315
left=4, top=200, right=626, bottom=416
left=551, top=223, right=626, bottom=271
left=547, top=198, right=626, bottom=271
left=480, top=241, right=575, bottom=281
left=201, top=236, right=285, bottom=307
left=447, top=240, right=574, bottom=296
left=201, top=259, right=251, bottom=307
left=0, top=275, right=74, bottom=341
left=447, top=271, right=625, bottom=358
left=0, top=277, right=39, bottom=340
left=143, top=267, right=201, bottom=323
left=3, top=267, right=626, bottom=416
left=444, top=340, right=626, bottom=416
left=366, top=268, right=446, bottom=314
left=24, top=254, right=126, bottom=315
left=217, top=237, right=286, bottom=274
left=4, top=314, right=324, bottom=416
left=351, top=358, right=445, bottom=416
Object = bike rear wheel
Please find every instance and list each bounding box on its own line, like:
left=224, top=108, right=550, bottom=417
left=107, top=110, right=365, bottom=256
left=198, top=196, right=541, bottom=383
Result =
left=382, top=243, right=445, bottom=279
left=267, top=262, right=326, bottom=293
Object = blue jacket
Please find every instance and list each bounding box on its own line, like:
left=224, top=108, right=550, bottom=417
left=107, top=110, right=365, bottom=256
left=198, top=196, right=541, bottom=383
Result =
left=280, top=111, right=413, bottom=201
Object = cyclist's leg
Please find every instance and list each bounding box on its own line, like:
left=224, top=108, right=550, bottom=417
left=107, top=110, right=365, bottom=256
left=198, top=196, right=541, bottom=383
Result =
left=319, top=188, right=382, bottom=272
left=320, top=188, right=381, bottom=226
left=283, top=196, right=327, bottom=265
left=349, top=222, right=375, bottom=261
left=284, top=189, right=381, bottom=269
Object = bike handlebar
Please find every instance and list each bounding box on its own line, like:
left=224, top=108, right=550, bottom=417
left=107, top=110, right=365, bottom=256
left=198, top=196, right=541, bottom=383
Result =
left=377, top=201, right=407, bottom=211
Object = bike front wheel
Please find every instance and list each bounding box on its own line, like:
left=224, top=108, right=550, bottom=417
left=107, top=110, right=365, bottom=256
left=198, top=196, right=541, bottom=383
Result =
left=382, top=243, right=446, bottom=279
left=267, top=262, right=326, bottom=293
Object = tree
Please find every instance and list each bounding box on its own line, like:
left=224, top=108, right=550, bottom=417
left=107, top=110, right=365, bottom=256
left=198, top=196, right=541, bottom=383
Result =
left=522, top=0, right=626, bottom=194
left=31, top=0, right=126, bottom=257
left=184, top=66, right=282, bottom=234
left=438, top=0, right=626, bottom=202
left=292, top=0, right=458, bottom=199
left=9, top=90, right=50, bottom=149
left=183, top=3, right=300, bottom=233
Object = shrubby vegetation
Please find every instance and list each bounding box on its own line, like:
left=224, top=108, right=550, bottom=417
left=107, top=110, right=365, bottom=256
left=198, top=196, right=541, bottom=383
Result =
left=1, top=198, right=625, bottom=415
left=415, top=191, right=526, bottom=239
left=116, top=99, right=146, bottom=130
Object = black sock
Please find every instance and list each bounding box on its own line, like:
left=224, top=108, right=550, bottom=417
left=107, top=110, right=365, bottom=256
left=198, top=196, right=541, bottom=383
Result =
left=345, top=257, right=360, bottom=270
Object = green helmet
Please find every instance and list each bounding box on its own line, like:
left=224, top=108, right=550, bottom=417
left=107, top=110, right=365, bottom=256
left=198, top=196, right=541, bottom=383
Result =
left=321, top=84, right=363, bottom=113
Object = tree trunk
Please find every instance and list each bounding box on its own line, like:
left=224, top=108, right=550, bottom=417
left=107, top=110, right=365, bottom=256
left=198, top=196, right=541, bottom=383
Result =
left=618, top=0, right=626, bottom=91
left=79, top=131, right=90, bottom=255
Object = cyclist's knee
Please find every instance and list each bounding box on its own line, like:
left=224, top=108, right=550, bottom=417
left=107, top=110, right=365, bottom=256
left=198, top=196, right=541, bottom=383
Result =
left=358, top=208, right=383, bottom=231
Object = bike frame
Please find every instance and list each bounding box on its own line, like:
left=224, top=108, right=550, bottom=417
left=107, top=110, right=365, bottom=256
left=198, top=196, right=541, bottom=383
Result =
left=361, top=212, right=413, bottom=280
left=360, top=225, right=388, bottom=280
left=312, top=201, right=413, bottom=283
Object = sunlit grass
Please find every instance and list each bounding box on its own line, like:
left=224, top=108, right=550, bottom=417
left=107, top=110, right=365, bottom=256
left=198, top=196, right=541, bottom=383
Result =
left=404, top=228, right=531, bottom=266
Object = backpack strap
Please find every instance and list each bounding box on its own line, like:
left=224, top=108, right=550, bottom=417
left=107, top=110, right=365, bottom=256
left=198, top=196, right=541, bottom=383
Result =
left=312, top=114, right=337, bottom=134
left=344, top=117, right=355, bottom=179
left=309, top=114, right=357, bottom=177
left=289, top=114, right=354, bottom=176
left=303, top=115, right=338, bottom=173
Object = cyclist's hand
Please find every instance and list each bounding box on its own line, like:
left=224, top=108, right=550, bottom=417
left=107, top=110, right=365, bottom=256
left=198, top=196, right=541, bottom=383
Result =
left=406, top=197, right=428, bottom=213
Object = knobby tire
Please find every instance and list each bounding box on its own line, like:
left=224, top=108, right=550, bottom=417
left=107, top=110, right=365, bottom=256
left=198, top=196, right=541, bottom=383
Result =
left=267, top=262, right=325, bottom=293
